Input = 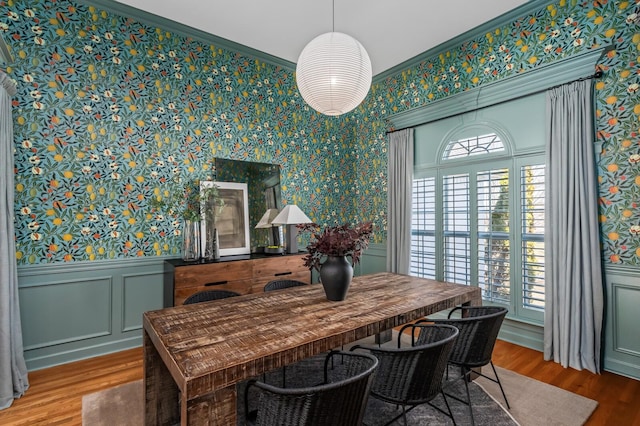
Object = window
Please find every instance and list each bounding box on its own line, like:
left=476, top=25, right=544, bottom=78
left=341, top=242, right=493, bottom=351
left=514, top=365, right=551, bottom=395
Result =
left=521, top=164, right=545, bottom=310
left=410, top=177, right=436, bottom=278
left=411, top=130, right=545, bottom=323
left=443, top=173, right=471, bottom=284
left=443, top=133, right=505, bottom=160
left=477, top=168, right=510, bottom=304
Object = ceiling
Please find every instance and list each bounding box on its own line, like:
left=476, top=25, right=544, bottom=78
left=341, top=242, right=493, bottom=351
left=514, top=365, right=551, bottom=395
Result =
left=113, top=0, right=529, bottom=76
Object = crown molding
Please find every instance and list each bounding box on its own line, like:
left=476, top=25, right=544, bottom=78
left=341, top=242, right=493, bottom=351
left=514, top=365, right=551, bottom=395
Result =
left=76, top=0, right=297, bottom=71
left=373, top=0, right=552, bottom=83
left=387, top=45, right=611, bottom=131
left=78, top=1, right=552, bottom=79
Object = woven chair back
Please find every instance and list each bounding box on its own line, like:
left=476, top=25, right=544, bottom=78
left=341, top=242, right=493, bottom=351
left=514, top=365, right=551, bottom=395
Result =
left=366, top=324, right=459, bottom=405
left=425, top=306, right=508, bottom=368
left=263, top=279, right=308, bottom=292
left=182, top=289, right=241, bottom=305
left=250, top=351, right=378, bottom=426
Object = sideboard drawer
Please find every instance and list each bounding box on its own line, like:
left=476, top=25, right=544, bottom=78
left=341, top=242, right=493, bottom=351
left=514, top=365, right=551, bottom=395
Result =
left=252, top=255, right=308, bottom=280
left=174, top=261, right=253, bottom=289
left=174, top=279, right=255, bottom=305
left=168, top=254, right=310, bottom=306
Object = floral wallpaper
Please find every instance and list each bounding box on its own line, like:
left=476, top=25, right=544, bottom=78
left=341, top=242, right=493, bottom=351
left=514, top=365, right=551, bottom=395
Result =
left=2, top=0, right=354, bottom=263
left=349, top=0, right=640, bottom=265
left=2, top=0, right=639, bottom=266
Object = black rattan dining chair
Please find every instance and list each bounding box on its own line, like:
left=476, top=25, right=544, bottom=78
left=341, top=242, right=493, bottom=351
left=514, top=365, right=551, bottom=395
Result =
left=263, top=279, right=308, bottom=292
left=351, top=324, right=460, bottom=426
left=400, top=306, right=509, bottom=425
left=244, top=350, right=378, bottom=426
left=182, top=289, right=241, bottom=305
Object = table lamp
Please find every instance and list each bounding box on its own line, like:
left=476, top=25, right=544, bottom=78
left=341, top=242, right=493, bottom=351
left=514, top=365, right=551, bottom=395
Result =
left=255, top=208, right=283, bottom=254
left=271, top=205, right=312, bottom=254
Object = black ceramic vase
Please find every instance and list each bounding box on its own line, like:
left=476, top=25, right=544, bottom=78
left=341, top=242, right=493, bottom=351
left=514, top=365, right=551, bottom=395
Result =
left=319, top=255, right=353, bottom=301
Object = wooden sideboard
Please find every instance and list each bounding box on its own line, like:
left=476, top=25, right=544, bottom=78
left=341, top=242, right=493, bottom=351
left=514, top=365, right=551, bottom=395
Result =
left=165, top=253, right=310, bottom=306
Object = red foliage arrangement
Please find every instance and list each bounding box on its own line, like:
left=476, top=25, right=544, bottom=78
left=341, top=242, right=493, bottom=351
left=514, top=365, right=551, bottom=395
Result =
left=297, top=221, right=374, bottom=271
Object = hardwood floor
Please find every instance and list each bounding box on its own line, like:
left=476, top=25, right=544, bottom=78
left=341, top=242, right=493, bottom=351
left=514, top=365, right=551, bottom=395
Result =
left=0, top=348, right=143, bottom=425
left=491, top=341, right=640, bottom=425
left=0, top=340, right=639, bottom=425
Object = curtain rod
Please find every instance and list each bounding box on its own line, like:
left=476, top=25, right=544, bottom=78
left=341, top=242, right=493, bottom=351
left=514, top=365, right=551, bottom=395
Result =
left=385, top=70, right=604, bottom=135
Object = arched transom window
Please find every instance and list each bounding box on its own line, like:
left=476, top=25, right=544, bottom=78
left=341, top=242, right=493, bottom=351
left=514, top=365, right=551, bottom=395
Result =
left=443, top=133, right=505, bottom=160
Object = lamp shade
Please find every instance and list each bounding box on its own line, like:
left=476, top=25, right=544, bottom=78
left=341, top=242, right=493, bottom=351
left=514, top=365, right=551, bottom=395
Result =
left=271, top=205, right=312, bottom=225
left=255, top=208, right=280, bottom=228
left=296, top=32, right=372, bottom=116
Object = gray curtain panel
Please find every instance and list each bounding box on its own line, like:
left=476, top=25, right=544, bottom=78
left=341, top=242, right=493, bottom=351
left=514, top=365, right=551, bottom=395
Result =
left=0, top=71, right=29, bottom=410
left=386, top=128, right=413, bottom=274
left=543, top=79, right=603, bottom=374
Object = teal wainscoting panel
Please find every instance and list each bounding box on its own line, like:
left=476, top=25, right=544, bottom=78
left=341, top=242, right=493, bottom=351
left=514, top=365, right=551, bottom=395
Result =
left=426, top=309, right=543, bottom=351
left=122, top=272, right=166, bottom=332
left=20, top=277, right=112, bottom=349
left=613, top=284, right=640, bottom=355
left=359, top=243, right=387, bottom=276
left=361, top=244, right=640, bottom=380
left=604, top=265, right=640, bottom=380
left=365, top=243, right=545, bottom=351
left=496, top=318, right=543, bottom=351
left=17, top=257, right=172, bottom=371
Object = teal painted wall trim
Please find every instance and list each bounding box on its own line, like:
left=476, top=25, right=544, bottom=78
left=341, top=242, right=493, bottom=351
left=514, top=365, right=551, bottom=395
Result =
left=386, top=46, right=609, bottom=130
left=18, top=257, right=168, bottom=371
left=422, top=306, right=544, bottom=352
left=498, top=319, right=543, bottom=352
left=25, top=336, right=141, bottom=372
left=359, top=243, right=387, bottom=276
left=77, top=0, right=297, bottom=71
left=373, top=0, right=552, bottom=83
left=362, top=246, right=640, bottom=379
left=17, top=255, right=179, bottom=277
left=604, top=263, right=640, bottom=277
left=603, top=264, right=640, bottom=380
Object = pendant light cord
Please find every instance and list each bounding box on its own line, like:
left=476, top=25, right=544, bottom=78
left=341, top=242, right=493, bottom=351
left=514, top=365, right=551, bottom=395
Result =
left=332, top=0, right=335, bottom=32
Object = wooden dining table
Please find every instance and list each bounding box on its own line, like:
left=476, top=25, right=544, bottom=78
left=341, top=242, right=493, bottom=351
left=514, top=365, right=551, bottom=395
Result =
left=143, top=271, right=482, bottom=425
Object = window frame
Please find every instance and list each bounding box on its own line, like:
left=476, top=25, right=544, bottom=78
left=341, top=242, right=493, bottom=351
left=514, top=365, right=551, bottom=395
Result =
left=412, top=143, right=545, bottom=325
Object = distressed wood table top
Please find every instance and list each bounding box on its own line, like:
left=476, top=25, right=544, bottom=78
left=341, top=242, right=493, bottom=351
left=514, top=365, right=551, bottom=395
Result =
left=143, top=272, right=481, bottom=424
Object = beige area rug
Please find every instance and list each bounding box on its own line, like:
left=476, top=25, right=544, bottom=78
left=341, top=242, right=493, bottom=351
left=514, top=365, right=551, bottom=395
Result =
left=82, top=380, right=143, bottom=426
left=82, top=367, right=597, bottom=426
left=474, top=366, right=598, bottom=426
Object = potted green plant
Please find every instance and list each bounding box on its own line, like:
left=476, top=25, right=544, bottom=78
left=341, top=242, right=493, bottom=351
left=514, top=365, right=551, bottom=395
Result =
left=151, top=179, right=223, bottom=261
left=298, top=221, right=373, bottom=301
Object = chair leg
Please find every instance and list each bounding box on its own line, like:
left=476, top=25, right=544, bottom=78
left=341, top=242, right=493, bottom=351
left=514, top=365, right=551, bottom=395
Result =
left=380, top=404, right=414, bottom=426
left=462, top=370, right=475, bottom=426
left=490, top=361, right=510, bottom=409
left=440, top=390, right=457, bottom=426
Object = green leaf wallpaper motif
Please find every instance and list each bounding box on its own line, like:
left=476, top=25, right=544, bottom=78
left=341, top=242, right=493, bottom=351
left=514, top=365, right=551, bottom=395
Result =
left=4, top=0, right=356, bottom=263
left=350, top=0, right=640, bottom=266
left=2, top=0, right=639, bottom=265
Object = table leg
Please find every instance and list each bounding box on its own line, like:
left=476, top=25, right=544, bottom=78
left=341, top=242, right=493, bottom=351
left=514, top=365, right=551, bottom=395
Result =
left=182, top=386, right=237, bottom=425
left=465, top=293, right=482, bottom=307
left=375, top=329, right=393, bottom=345
left=144, top=330, right=179, bottom=425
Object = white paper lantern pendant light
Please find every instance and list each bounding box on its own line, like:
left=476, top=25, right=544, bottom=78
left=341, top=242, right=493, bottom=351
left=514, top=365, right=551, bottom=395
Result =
left=296, top=2, right=372, bottom=116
